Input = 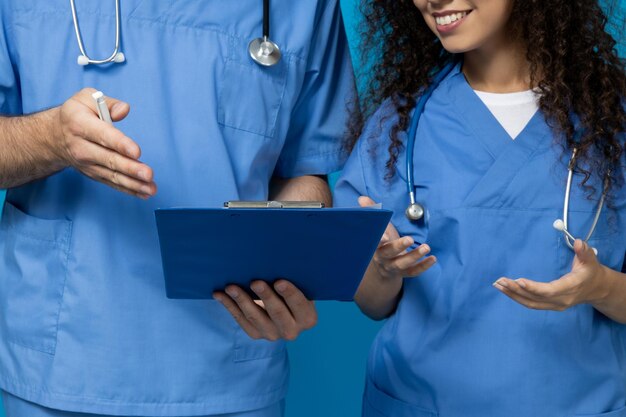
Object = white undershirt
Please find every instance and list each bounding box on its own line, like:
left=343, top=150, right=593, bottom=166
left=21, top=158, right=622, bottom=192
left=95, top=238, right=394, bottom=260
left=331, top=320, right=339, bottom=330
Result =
left=473, top=89, right=539, bottom=140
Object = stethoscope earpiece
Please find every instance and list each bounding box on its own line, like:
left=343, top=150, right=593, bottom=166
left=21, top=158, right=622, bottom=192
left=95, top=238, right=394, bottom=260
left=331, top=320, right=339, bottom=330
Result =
left=553, top=218, right=599, bottom=256
left=77, top=55, right=90, bottom=66
left=113, top=52, right=126, bottom=64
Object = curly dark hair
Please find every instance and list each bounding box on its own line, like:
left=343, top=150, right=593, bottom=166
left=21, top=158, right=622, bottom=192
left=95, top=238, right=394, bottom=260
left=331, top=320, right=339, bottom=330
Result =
left=347, top=0, right=626, bottom=197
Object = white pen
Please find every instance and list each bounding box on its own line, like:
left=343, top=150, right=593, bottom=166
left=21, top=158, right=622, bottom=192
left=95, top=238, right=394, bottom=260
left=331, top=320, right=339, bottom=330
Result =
left=92, top=91, right=113, bottom=124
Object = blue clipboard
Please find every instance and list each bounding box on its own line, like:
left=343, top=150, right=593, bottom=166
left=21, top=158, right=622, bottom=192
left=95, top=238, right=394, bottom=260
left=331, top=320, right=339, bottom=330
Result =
left=154, top=206, right=392, bottom=301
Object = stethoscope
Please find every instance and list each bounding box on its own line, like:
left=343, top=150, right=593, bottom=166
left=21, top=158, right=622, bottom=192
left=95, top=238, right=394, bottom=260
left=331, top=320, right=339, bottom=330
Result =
left=405, top=61, right=607, bottom=254
left=70, top=0, right=281, bottom=67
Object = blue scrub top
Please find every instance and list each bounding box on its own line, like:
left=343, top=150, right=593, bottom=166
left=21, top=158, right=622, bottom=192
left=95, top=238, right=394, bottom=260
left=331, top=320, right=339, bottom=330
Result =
left=0, top=1, right=354, bottom=415
left=334, top=65, right=626, bottom=417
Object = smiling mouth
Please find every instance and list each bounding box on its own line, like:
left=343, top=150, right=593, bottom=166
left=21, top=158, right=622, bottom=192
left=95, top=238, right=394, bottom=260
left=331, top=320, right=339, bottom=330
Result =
left=434, top=11, right=471, bottom=26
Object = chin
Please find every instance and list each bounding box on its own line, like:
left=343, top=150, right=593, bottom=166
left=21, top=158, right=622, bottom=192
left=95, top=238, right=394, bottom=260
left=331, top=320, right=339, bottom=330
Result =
left=439, top=39, right=476, bottom=54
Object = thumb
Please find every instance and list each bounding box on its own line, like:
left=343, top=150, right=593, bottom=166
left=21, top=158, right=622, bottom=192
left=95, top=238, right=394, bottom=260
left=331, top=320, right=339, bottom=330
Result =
left=573, top=239, right=596, bottom=265
left=358, top=196, right=377, bottom=208
left=108, top=99, right=131, bottom=122
left=76, top=88, right=130, bottom=122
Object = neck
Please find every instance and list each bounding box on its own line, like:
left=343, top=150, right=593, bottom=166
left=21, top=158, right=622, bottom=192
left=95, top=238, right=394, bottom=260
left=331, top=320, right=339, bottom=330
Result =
left=462, top=36, right=532, bottom=93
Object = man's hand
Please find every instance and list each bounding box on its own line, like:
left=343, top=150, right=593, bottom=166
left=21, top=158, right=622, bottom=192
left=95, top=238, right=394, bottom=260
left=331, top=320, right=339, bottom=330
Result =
left=214, top=280, right=317, bottom=341
left=54, top=88, right=157, bottom=198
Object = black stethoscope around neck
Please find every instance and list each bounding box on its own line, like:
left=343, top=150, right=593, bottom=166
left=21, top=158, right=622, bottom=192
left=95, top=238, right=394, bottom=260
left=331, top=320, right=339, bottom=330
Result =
left=70, top=0, right=282, bottom=67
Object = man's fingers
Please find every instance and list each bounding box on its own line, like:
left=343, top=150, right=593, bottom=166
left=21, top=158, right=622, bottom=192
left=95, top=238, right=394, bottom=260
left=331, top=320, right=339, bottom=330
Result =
left=85, top=165, right=157, bottom=197
left=358, top=196, right=377, bottom=207
left=213, top=292, right=263, bottom=340
left=224, top=285, right=280, bottom=341
left=250, top=281, right=299, bottom=340
left=274, top=280, right=317, bottom=330
left=72, top=140, right=153, bottom=184
left=78, top=113, right=141, bottom=160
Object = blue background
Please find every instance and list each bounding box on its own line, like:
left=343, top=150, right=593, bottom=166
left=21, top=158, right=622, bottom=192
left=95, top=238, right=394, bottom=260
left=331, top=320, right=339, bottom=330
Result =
left=0, top=0, right=623, bottom=415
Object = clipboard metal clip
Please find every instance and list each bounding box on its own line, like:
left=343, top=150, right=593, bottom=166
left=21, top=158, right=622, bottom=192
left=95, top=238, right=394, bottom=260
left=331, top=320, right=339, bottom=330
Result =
left=224, top=201, right=325, bottom=209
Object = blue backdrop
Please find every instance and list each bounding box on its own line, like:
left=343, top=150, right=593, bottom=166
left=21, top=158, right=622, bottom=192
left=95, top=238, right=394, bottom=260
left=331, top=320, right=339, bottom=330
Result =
left=0, top=0, right=624, bottom=415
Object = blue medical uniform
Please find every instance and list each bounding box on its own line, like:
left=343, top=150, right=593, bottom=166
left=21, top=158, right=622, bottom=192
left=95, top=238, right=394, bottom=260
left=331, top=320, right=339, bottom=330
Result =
left=334, top=64, right=626, bottom=417
left=0, top=0, right=353, bottom=416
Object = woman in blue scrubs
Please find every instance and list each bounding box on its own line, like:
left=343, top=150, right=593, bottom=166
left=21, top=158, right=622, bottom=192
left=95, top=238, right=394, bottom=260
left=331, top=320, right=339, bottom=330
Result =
left=334, top=0, right=626, bottom=416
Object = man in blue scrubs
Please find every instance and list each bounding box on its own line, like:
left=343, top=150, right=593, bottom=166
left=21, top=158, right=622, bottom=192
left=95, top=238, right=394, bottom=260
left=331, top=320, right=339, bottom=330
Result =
left=0, top=1, right=354, bottom=416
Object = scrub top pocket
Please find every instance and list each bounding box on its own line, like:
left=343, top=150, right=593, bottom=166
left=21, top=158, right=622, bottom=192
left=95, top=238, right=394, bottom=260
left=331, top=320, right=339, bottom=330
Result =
left=363, top=380, right=438, bottom=417
left=218, top=35, right=289, bottom=138
left=0, top=202, right=72, bottom=355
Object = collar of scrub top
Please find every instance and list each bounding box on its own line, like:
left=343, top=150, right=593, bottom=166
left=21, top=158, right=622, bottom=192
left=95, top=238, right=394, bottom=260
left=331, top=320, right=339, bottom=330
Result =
left=71, top=0, right=281, bottom=67
left=403, top=59, right=608, bottom=255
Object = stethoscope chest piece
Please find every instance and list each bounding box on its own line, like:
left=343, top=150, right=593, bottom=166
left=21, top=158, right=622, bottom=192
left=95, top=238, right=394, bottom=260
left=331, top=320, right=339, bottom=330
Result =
left=248, top=36, right=281, bottom=67
left=249, top=0, right=281, bottom=67
left=406, top=203, right=425, bottom=222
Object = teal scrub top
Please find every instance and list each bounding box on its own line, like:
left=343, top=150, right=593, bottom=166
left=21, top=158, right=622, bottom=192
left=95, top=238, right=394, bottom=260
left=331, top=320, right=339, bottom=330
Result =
left=334, top=65, right=626, bottom=417
left=0, top=0, right=354, bottom=415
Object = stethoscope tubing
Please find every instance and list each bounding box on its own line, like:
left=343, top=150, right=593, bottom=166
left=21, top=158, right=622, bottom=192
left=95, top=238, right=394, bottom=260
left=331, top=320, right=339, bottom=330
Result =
left=562, top=149, right=607, bottom=249
left=406, top=60, right=458, bottom=206
left=70, top=0, right=280, bottom=67
left=70, top=0, right=122, bottom=65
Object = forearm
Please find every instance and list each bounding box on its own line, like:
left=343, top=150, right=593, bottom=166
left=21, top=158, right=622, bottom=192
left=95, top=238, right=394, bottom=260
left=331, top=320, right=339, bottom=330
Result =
left=269, top=175, right=331, bottom=206
left=591, top=266, right=626, bottom=324
left=355, top=262, right=403, bottom=320
left=0, top=108, right=66, bottom=188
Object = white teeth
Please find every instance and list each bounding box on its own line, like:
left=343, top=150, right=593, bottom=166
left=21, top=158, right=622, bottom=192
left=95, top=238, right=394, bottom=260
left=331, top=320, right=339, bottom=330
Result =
left=435, top=11, right=468, bottom=26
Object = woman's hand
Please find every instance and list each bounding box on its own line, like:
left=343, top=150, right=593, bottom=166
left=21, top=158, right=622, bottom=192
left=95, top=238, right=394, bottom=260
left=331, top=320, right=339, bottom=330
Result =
left=493, top=239, right=609, bottom=311
left=355, top=196, right=436, bottom=320
left=359, top=196, right=436, bottom=281
left=213, top=280, right=317, bottom=341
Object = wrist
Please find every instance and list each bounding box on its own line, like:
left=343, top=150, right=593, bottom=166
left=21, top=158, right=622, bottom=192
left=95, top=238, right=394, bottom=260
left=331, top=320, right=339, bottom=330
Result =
left=589, top=265, right=614, bottom=306
left=40, top=107, right=69, bottom=169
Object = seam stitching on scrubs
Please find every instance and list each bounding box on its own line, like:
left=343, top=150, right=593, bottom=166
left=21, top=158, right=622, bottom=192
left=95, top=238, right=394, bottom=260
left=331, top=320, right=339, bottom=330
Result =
left=127, top=16, right=306, bottom=62
left=279, top=148, right=349, bottom=167
left=493, top=144, right=545, bottom=209
left=9, top=8, right=308, bottom=62
left=51, top=220, right=73, bottom=357
left=450, top=75, right=499, bottom=160
left=0, top=373, right=287, bottom=406
left=358, top=138, right=372, bottom=198
left=4, top=226, right=66, bottom=246
left=6, top=340, right=53, bottom=355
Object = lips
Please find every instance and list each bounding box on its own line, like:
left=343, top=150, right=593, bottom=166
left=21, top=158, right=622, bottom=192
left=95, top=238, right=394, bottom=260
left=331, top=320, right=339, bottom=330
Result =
left=431, top=10, right=472, bottom=34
